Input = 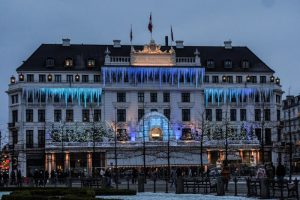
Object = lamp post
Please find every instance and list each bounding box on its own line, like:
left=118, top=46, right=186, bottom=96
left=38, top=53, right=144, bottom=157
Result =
left=222, top=75, right=230, bottom=165
left=288, top=99, right=292, bottom=181
left=114, top=108, right=119, bottom=189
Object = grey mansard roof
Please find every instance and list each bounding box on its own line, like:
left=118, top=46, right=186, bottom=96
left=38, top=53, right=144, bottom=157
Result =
left=16, top=43, right=275, bottom=73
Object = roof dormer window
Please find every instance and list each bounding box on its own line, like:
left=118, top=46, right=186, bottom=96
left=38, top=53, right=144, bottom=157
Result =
left=87, top=59, right=95, bottom=67
left=242, top=60, right=250, bottom=68
left=46, top=57, right=55, bottom=67
left=224, top=59, right=232, bottom=68
left=65, top=58, right=73, bottom=67
left=206, top=59, right=215, bottom=68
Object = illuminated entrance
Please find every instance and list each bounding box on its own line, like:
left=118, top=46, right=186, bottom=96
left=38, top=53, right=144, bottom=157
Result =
left=137, top=112, right=174, bottom=141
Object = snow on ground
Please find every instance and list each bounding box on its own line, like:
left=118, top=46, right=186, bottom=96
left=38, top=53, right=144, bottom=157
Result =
left=97, top=192, right=256, bottom=200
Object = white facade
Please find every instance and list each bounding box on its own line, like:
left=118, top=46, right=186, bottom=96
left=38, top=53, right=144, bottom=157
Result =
left=7, top=39, right=282, bottom=176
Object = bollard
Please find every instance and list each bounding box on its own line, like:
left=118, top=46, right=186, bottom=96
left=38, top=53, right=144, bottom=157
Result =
left=176, top=176, right=184, bottom=194
left=216, top=176, right=225, bottom=196
left=234, top=177, right=238, bottom=196
left=260, top=178, right=270, bottom=199
left=137, top=176, right=145, bottom=192
left=294, top=178, right=299, bottom=200
left=165, top=178, right=169, bottom=193
left=153, top=178, right=156, bottom=193
left=126, top=177, right=130, bottom=190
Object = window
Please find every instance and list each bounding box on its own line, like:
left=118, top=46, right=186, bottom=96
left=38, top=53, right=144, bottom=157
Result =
left=38, top=130, right=45, bottom=148
left=150, top=93, right=157, bottom=102
left=255, top=109, right=261, bottom=121
left=181, top=128, right=192, bottom=140
left=151, top=109, right=158, bottom=112
left=26, top=130, right=33, bottom=148
left=38, top=109, right=45, bottom=122
left=138, top=92, right=144, bottom=103
left=66, top=109, right=73, bottom=122
left=224, top=59, right=232, bottom=68
left=277, top=128, right=281, bottom=142
left=251, top=76, right=257, bottom=83
left=82, top=109, right=90, bottom=122
left=265, top=128, right=272, bottom=145
left=227, top=76, right=233, bottom=83
left=117, top=129, right=128, bottom=141
left=216, top=109, right=222, bottom=121
left=260, top=76, right=266, bottom=83
left=164, top=109, right=170, bottom=120
left=94, top=109, right=101, bottom=122
left=230, top=109, right=237, bottom=121
left=163, top=92, right=170, bottom=102
left=46, top=58, right=55, bottom=67
left=54, top=110, right=62, bottom=122
left=212, top=76, right=219, bottom=83
left=87, top=59, right=95, bottom=67
left=277, top=110, right=281, bottom=121
left=26, top=109, right=33, bottom=122
left=240, top=109, right=247, bottom=121
left=27, top=74, right=34, bottom=82
left=242, top=60, right=250, bottom=68
left=12, top=131, right=18, bottom=145
left=276, top=95, right=281, bottom=104
left=255, top=128, right=261, bottom=141
left=182, top=109, right=190, bottom=121
left=66, top=75, right=73, bottom=83
left=181, top=93, right=190, bottom=102
left=38, top=94, right=46, bottom=103
left=82, top=75, right=89, bottom=83
left=65, top=58, right=73, bottom=67
left=236, top=76, right=243, bottom=83
left=204, top=75, right=210, bottom=83
left=207, top=59, right=215, bottom=68
left=94, top=75, right=101, bottom=83
left=117, top=109, right=126, bottom=122
left=39, top=74, right=46, bottom=82
left=12, top=110, right=18, bottom=123
left=11, top=94, right=18, bottom=104
left=117, top=92, right=126, bottom=102
left=206, top=109, right=212, bottom=121
left=54, top=75, right=61, bottom=82
left=54, top=95, right=60, bottom=103
left=138, top=109, right=144, bottom=121
left=264, top=109, right=271, bottom=121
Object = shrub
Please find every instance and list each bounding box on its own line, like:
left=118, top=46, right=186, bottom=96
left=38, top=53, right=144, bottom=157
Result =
left=94, top=188, right=136, bottom=195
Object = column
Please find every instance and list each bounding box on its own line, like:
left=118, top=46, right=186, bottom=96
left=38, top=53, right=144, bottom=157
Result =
left=46, top=153, right=52, bottom=172
left=87, top=152, right=92, bottom=176
left=65, top=153, right=70, bottom=172
left=51, top=153, right=56, bottom=171
left=256, top=150, right=260, bottom=164
left=240, top=150, right=244, bottom=163
left=207, top=150, right=211, bottom=164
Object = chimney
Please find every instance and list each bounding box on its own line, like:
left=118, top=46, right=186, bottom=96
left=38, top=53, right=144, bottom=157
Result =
left=224, top=40, right=232, bottom=49
left=165, top=36, right=169, bottom=47
left=113, top=40, right=121, bottom=48
left=176, top=40, right=184, bottom=48
left=62, top=38, right=70, bottom=46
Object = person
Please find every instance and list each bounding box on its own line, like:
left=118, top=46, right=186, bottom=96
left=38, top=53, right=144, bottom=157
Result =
left=34, top=169, right=39, bottom=187
left=10, top=170, right=16, bottom=185
left=221, top=164, right=230, bottom=191
left=266, top=163, right=275, bottom=180
left=170, top=168, right=177, bottom=188
left=276, top=162, right=286, bottom=181
left=3, top=172, right=9, bottom=187
left=255, top=165, right=267, bottom=179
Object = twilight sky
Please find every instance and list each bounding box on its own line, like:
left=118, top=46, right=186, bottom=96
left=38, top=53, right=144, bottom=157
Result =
left=0, top=0, right=300, bottom=138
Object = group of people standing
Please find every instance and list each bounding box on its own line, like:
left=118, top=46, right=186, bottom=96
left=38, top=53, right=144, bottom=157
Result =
left=256, top=162, right=286, bottom=180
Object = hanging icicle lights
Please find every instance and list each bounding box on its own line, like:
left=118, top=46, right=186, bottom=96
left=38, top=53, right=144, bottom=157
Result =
left=101, top=67, right=205, bottom=87
left=204, top=87, right=273, bottom=106
left=23, top=87, right=102, bottom=107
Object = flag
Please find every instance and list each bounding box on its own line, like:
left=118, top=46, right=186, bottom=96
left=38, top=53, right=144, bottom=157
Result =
left=171, top=26, right=174, bottom=42
left=130, top=25, right=133, bottom=42
left=148, top=13, right=153, bottom=33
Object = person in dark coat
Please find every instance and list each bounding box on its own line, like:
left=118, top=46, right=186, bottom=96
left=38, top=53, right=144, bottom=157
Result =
left=276, top=162, right=286, bottom=181
left=17, top=170, right=22, bottom=187
left=33, top=169, right=39, bottom=187
left=10, top=170, right=16, bottom=185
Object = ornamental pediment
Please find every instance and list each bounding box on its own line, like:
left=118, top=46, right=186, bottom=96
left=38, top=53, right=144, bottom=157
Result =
left=130, top=39, right=176, bottom=66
